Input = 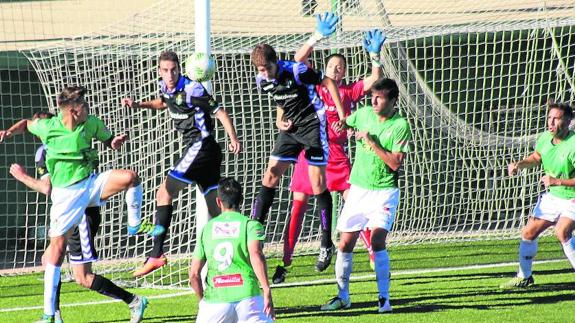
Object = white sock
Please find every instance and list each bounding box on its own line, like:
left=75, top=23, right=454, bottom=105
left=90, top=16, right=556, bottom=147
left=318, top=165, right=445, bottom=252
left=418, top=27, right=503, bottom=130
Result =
left=44, top=263, right=61, bottom=316
left=517, top=239, right=537, bottom=278
left=335, top=251, right=353, bottom=301
left=561, top=238, right=575, bottom=269
left=374, top=250, right=390, bottom=299
left=125, top=184, right=143, bottom=227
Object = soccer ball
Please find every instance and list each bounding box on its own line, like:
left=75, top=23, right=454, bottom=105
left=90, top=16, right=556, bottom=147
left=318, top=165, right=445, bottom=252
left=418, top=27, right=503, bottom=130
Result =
left=184, top=52, right=216, bottom=82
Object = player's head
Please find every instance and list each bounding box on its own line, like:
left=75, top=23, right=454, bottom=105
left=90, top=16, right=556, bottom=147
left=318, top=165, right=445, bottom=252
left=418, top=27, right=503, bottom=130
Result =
left=57, top=86, right=89, bottom=123
left=216, top=177, right=243, bottom=211
left=251, top=44, right=278, bottom=80
left=325, top=53, right=346, bottom=83
left=371, top=78, right=399, bottom=116
left=33, top=111, right=55, bottom=120
left=547, top=102, right=573, bottom=137
left=158, top=50, right=181, bottom=90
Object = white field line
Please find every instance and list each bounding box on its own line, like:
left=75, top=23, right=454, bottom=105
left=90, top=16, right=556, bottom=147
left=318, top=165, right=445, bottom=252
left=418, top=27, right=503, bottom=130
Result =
left=0, top=258, right=566, bottom=313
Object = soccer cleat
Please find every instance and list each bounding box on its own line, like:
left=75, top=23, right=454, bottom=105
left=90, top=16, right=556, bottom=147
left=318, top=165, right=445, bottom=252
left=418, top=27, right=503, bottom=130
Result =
left=499, top=276, right=534, bottom=289
left=378, top=297, right=392, bottom=313
left=35, top=314, right=55, bottom=323
left=320, top=296, right=351, bottom=311
left=315, top=245, right=334, bottom=272
left=129, top=295, right=148, bottom=323
left=54, top=310, right=64, bottom=323
left=127, top=218, right=165, bottom=237
left=133, top=255, right=167, bottom=277
left=272, top=265, right=289, bottom=284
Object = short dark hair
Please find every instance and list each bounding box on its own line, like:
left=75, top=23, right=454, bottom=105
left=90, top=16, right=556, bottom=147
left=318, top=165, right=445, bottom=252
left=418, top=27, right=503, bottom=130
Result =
left=251, top=44, right=278, bottom=67
left=326, top=53, right=346, bottom=68
left=57, top=86, right=87, bottom=109
left=33, top=110, right=55, bottom=119
left=548, top=102, right=574, bottom=120
left=217, top=177, right=243, bottom=210
left=158, top=50, right=180, bottom=67
left=372, top=78, right=399, bottom=101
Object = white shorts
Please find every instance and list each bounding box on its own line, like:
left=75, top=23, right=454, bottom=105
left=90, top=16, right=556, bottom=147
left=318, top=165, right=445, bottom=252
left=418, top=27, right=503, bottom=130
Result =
left=196, top=295, right=273, bottom=323
left=337, top=185, right=400, bottom=232
left=532, top=192, right=575, bottom=223
left=49, top=171, right=111, bottom=238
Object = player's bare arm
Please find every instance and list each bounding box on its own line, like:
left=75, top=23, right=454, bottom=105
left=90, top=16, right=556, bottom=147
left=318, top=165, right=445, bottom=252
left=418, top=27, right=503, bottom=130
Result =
left=0, top=119, right=33, bottom=142
left=188, top=258, right=205, bottom=300
left=122, top=97, right=167, bottom=110
left=362, top=30, right=386, bottom=92
left=248, top=239, right=275, bottom=320
left=508, top=151, right=541, bottom=176
left=356, top=131, right=405, bottom=171
left=10, top=164, right=51, bottom=195
left=214, top=108, right=242, bottom=154
left=275, top=106, right=293, bottom=131
left=102, top=133, right=128, bottom=150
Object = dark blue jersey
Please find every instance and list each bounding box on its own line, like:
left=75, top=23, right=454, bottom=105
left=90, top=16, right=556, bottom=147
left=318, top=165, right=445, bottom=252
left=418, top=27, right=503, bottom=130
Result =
left=256, top=60, right=324, bottom=127
left=159, top=75, right=220, bottom=145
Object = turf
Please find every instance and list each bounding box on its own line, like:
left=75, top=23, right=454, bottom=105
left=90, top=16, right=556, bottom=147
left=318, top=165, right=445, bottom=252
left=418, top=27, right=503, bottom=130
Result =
left=1, top=236, right=573, bottom=322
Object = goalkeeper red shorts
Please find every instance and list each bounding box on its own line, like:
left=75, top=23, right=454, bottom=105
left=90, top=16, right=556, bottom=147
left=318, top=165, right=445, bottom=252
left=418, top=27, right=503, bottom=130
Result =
left=290, top=143, right=351, bottom=194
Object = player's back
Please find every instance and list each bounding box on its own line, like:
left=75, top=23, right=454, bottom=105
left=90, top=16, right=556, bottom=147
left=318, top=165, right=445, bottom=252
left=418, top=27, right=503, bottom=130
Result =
left=198, top=211, right=264, bottom=303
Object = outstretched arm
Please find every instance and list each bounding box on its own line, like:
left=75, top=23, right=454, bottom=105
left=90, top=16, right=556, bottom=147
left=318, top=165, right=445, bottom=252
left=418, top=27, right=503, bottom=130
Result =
left=121, top=97, right=166, bottom=110
left=294, top=12, right=339, bottom=65
left=215, top=108, right=242, bottom=154
left=362, top=29, right=386, bottom=92
left=0, top=119, right=33, bottom=142
left=508, top=152, right=541, bottom=176
left=10, top=164, right=51, bottom=195
left=248, top=240, right=275, bottom=320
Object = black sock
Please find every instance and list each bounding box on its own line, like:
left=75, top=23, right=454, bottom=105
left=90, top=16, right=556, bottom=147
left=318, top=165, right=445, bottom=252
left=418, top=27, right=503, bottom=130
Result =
left=90, top=274, right=135, bottom=304
left=149, top=204, right=173, bottom=258
left=251, top=186, right=276, bottom=225
left=55, top=279, right=62, bottom=311
left=316, top=189, right=333, bottom=248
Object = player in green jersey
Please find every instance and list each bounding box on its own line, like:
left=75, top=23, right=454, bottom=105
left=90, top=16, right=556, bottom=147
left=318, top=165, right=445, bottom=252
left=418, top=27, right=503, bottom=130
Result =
left=501, top=102, right=575, bottom=289
left=0, top=86, right=162, bottom=323
left=320, top=78, right=411, bottom=314
left=189, top=177, right=274, bottom=323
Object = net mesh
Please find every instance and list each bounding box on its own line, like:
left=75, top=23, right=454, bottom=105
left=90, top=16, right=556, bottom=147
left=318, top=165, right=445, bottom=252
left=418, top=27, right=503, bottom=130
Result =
left=1, top=0, right=575, bottom=288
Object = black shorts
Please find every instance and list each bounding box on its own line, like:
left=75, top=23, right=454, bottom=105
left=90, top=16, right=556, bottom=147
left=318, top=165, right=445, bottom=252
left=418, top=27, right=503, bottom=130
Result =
left=67, top=207, right=101, bottom=264
left=270, top=121, right=328, bottom=166
left=168, top=136, right=222, bottom=193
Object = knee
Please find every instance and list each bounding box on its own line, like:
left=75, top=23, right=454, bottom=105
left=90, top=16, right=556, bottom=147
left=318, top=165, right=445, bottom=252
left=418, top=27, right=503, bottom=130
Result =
left=555, top=226, right=571, bottom=244
left=521, top=227, right=539, bottom=241
left=124, top=170, right=140, bottom=186
left=74, top=273, right=93, bottom=288
left=371, top=240, right=387, bottom=252
left=156, top=185, right=172, bottom=204
left=262, top=168, right=281, bottom=187
left=338, top=236, right=356, bottom=253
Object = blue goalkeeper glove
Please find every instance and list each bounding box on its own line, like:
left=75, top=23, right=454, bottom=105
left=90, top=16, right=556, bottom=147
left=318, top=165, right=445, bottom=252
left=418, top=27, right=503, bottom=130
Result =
left=363, top=29, right=386, bottom=54
left=315, top=12, right=339, bottom=37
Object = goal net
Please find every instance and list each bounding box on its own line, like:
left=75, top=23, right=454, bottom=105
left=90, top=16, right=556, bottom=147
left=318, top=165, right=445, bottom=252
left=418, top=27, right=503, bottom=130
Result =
left=1, top=0, right=575, bottom=288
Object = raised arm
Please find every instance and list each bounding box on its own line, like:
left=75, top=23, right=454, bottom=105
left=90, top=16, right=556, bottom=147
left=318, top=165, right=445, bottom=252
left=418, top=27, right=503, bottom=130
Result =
left=294, top=12, right=339, bottom=65
left=121, top=97, right=166, bottom=110
left=248, top=239, right=275, bottom=320
left=0, top=119, right=33, bottom=142
left=214, top=108, right=242, bottom=154
left=362, top=30, right=386, bottom=92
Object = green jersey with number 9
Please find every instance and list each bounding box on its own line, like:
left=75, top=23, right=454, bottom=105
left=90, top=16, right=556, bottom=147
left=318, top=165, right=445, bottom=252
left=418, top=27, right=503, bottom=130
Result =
left=193, top=211, right=266, bottom=303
